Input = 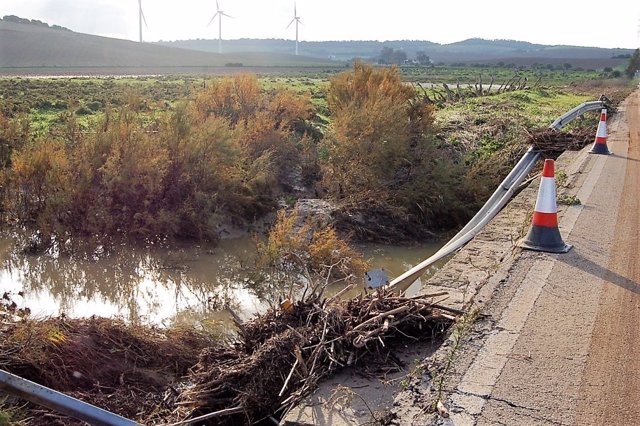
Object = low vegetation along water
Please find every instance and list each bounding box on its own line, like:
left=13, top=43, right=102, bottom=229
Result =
left=0, top=62, right=637, bottom=425
left=0, top=66, right=630, bottom=328
left=0, top=232, right=443, bottom=326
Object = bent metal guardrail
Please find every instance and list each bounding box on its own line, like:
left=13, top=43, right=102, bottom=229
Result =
left=389, top=99, right=607, bottom=289
left=0, top=369, right=140, bottom=426
left=0, top=100, right=608, bottom=425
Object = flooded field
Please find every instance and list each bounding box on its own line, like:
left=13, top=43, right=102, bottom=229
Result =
left=0, top=233, right=444, bottom=326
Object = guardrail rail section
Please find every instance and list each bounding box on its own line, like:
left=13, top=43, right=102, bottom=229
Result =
left=389, top=100, right=607, bottom=289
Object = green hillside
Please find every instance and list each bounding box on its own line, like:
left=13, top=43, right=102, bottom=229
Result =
left=0, top=17, right=336, bottom=75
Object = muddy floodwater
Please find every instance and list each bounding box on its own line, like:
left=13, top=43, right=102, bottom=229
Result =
left=0, top=232, right=444, bottom=326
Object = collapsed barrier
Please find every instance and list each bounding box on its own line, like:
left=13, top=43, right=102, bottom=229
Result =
left=389, top=99, right=607, bottom=289
left=0, top=99, right=609, bottom=424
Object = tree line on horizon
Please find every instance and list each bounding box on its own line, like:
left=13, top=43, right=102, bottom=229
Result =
left=2, top=15, right=70, bottom=31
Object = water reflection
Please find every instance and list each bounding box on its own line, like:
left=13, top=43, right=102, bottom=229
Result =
left=0, top=232, right=444, bottom=326
left=0, top=234, right=263, bottom=326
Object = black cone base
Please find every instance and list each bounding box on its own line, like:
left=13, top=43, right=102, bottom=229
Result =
left=519, top=225, right=572, bottom=253
left=589, top=143, right=612, bottom=155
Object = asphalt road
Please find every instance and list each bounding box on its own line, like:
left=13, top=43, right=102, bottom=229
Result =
left=445, top=89, right=640, bottom=426
left=573, top=89, right=640, bottom=425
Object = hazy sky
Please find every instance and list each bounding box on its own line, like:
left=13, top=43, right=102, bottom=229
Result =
left=2, top=0, right=639, bottom=48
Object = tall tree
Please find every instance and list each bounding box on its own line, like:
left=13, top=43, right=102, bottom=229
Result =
left=378, top=47, right=394, bottom=64
left=625, top=48, right=640, bottom=78
left=416, top=51, right=431, bottom=65
left=378, top=47, right=407, bottom=65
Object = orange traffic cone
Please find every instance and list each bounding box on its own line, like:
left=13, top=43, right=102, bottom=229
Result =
left=519, top=159, right=572, bottom=253
left=589, top=109, right=612, bottom=155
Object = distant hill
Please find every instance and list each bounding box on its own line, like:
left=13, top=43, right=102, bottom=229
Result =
left=0, top=17, right=336, bottom=75
left=162, top=37, right=633, bottom=69
left=158, top=39, right=439, bottom=61
left=0, top=15, right=633, bottom=76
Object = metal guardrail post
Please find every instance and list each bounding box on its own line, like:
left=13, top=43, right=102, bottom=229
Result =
left=0, top=369, right=140, bottom=426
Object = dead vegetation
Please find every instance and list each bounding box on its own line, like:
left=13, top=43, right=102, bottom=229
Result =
left=526, top=127, right=595, bottom=154
left=418, top=73, right=536, bottom=105
left=0, top=311, right=217, bottom=425
left=167, top=287, right=456, bottom=424
left=0, top=287, right=457, bottom=425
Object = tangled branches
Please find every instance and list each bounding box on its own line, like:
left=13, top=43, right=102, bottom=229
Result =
left=526, top=127, right=594, bottom=154
left=173, top=288, right=457, bottom=424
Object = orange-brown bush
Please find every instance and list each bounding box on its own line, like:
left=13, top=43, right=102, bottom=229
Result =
left=0, top=113, right=30, bottom=169
left=322, top=63, right=414, bottom=195
left=321, top=62, right=472, bottom=238
left=196, top=75, right=314, bottom=189
left=255, top=209, right=367, bottom=284
left=1, top=76, right=315, bottom=243
left=9, top=137, right=71, bottom=233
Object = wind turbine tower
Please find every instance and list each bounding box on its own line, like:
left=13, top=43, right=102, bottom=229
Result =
left=138, top=0, right=148, bottom=43
left=207, top=1, right=233, bottom=54
left=287, top=3, right=302, bottom=55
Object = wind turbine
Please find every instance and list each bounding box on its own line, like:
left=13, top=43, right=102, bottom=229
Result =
left=207, top=1, right=233, bottom=54
left=286, top=2, right=302, bottom=56
left=138, top=0, right=148, bottom=43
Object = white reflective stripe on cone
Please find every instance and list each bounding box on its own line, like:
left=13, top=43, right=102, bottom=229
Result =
left=534, top=177, right=557, bottom=213
left=596, top=122, right=607, bottom=137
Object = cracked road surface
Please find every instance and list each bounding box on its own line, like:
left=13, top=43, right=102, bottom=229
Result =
left=446, top=89, right=640, bottom=426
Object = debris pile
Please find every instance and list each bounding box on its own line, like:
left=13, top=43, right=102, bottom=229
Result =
left=0, top=289, right=457, bottom=425
left=173, top=288, right=456, bottom=424
left=526, top=128, right=594, bottom=153
left=0, top=315, right=216, bottom=425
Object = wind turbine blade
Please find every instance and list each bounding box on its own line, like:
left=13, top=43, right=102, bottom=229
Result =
left=141, top=9, right=148, bottom=28
left=297, top=18, right=303, bottom=26
left=286, top=18, right=295, bottom=29
left=221, top=12, right=234, bottom=19
left=216, top=0, right=220, bottom=11
left=207, top=12, right=219, bottom=26
left=294, top=2, right=297, bottom=17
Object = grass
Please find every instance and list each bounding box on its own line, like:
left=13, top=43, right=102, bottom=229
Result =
left=1, top=75, right=333, bottom=136
left=558, top=195, right=581, bottom=205
left=438, top=89, right=591, bottom=127
left=260, top=75, right=329, bottom=112
left=0, top=411, right=10, bottom=426
left=556, top=170, right=568, bottom=187
left=400, top=66, right=605, bottom=86
left=433, top=306, right=480, bottom=412
left=0, top=399, right=24, bottom=426
left=434, top=88, right=593, bottom=163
